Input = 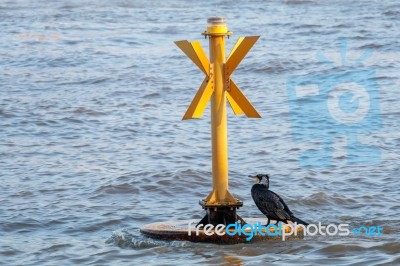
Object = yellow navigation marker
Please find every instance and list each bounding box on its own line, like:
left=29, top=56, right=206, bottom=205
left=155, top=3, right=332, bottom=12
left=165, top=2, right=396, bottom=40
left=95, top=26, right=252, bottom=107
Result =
left=175, top=17, right=261, bottom=224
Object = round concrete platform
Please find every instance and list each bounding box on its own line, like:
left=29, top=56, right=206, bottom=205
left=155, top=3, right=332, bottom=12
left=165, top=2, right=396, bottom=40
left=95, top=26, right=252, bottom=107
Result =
left=140, top=218, right=304, bottom=244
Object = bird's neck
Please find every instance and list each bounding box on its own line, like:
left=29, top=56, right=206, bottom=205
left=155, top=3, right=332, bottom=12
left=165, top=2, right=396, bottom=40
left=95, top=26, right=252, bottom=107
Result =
left=259, top=179, right=269, bottom=188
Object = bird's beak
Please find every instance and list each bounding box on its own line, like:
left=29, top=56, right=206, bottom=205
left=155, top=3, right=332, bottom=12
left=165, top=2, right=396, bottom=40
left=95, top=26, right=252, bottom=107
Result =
left=248, top=175, right=259, bottom=183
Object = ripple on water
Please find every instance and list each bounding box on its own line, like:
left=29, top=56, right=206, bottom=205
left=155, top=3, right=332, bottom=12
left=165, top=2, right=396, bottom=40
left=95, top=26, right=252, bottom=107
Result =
left=301, top=192, right=360, bottom=206
left=105, top=229, right=192, bottom=249
left=95, top=183, right=140, bottom=195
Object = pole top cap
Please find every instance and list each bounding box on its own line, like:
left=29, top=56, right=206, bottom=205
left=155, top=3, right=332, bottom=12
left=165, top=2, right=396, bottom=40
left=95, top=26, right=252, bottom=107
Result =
left=203, top=16, right=232, bottom=36
left=207, top=16, right=226, bottom=26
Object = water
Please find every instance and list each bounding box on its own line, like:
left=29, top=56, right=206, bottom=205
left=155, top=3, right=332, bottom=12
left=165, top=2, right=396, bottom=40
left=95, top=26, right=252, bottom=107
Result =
left=1, top=0, right=399, bottom=264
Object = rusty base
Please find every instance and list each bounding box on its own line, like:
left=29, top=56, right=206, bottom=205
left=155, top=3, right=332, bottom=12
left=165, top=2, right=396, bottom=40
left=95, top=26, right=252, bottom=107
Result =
left=197, top=199, right=245, bottom=226
left=140, top=218, right=304, bottom=244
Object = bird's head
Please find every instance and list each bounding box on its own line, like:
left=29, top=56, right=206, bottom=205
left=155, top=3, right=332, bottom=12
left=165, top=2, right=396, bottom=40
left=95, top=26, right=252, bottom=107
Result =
left=249, top=174, right=269, bottom=187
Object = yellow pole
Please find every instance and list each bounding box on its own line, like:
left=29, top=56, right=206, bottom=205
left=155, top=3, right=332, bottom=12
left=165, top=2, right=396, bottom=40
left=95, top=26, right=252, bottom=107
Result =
left=175, top=16, right=261, bottom=224
left=204, top=17, right=236, bottom=205
left=211, top=33, right=228, bottom=203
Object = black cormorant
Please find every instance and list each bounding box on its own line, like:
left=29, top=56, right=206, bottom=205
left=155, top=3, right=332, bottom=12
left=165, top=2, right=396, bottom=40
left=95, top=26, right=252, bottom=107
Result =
left=250, top=174, right=309, bottom=226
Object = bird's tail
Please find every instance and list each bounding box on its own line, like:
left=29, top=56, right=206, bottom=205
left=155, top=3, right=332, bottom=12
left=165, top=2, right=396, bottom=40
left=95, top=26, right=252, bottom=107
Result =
left=292, top=216, right=309, bottom=226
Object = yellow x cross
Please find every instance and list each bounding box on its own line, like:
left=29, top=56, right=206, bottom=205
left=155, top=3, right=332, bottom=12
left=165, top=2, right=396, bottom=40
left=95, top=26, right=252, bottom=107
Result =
left=175, top=36, right=261, bottom=120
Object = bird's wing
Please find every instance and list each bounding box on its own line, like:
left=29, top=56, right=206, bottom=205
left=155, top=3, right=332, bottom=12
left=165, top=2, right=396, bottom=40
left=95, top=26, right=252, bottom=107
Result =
left=251, top=185, right=292, bottom=221
left=270, top=190, right=294, bottom=216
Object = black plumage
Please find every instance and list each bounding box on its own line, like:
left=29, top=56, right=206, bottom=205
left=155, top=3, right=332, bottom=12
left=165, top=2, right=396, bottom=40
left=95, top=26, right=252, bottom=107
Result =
left=250, top=174, right=309, bottom=226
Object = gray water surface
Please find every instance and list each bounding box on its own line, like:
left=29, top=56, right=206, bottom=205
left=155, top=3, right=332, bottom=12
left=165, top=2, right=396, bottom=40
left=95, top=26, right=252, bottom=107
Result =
left=1, top=0, right=399, bottom=265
